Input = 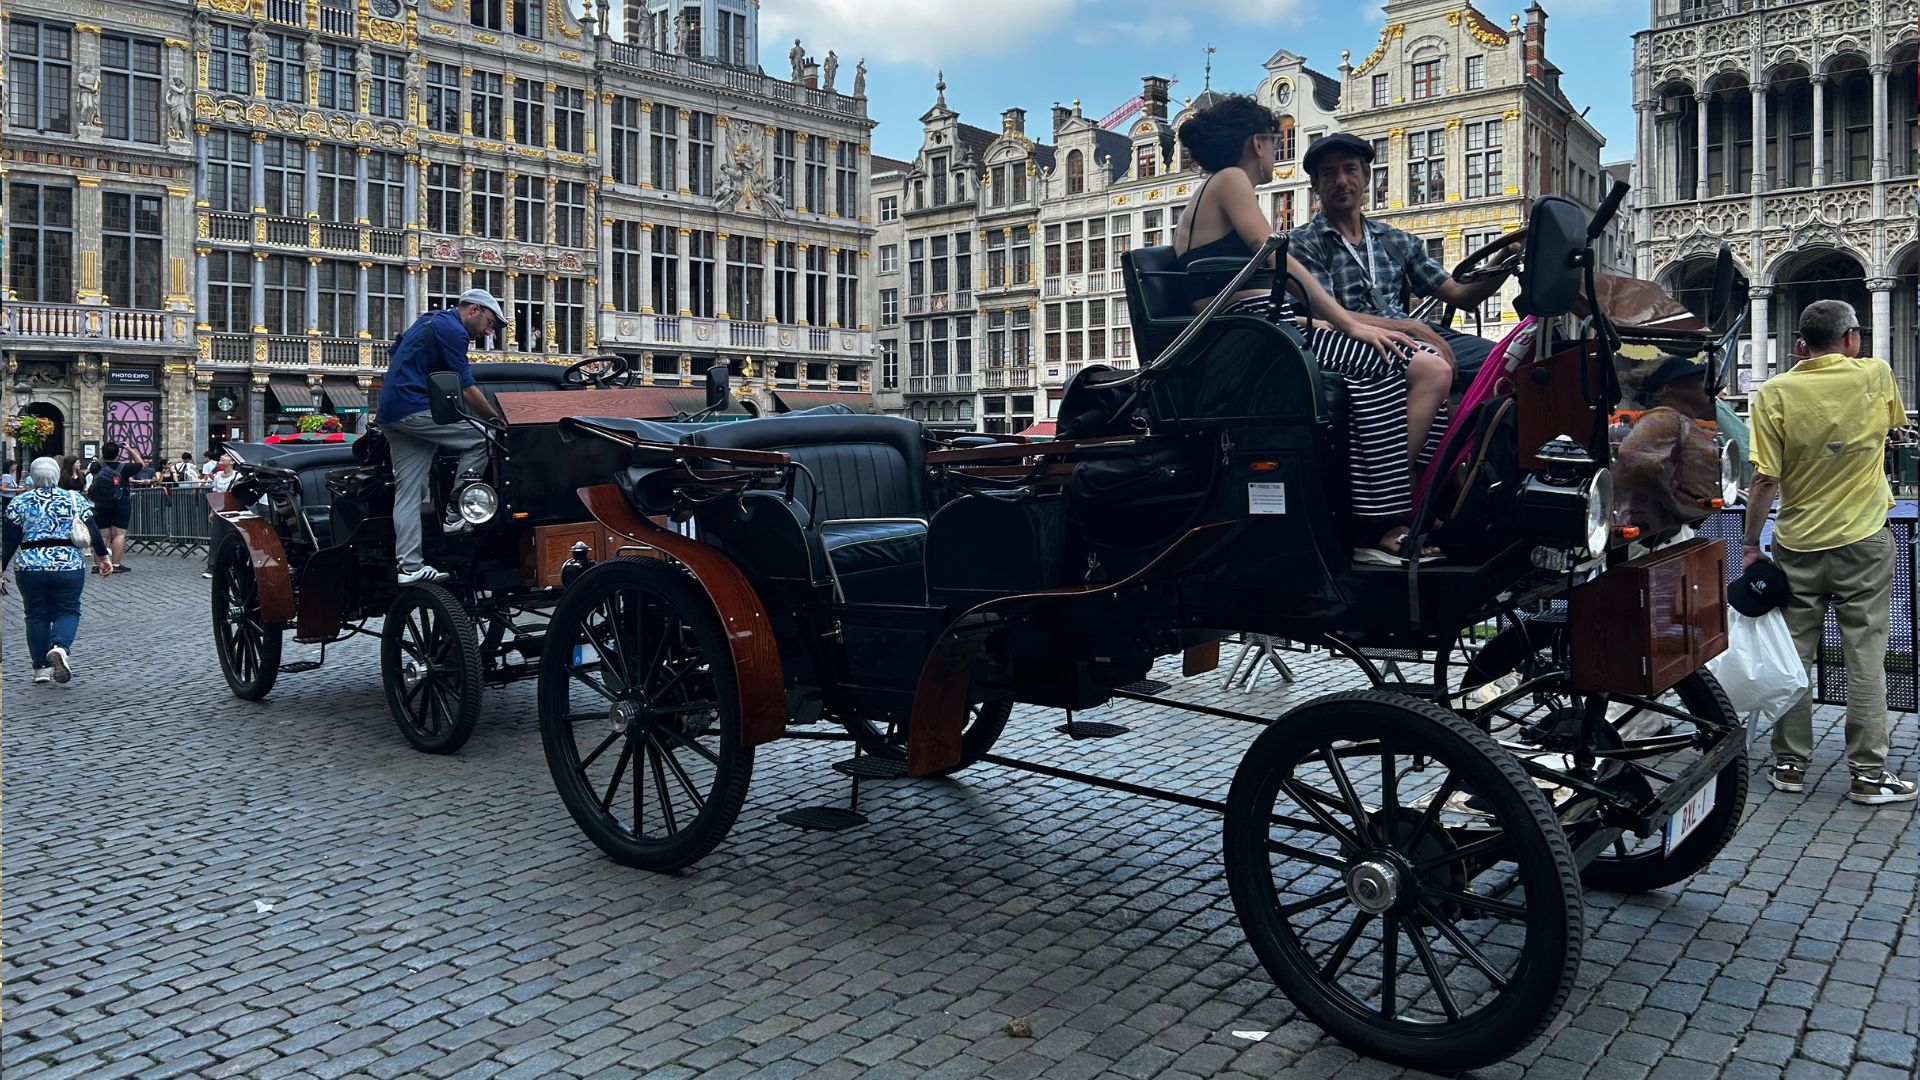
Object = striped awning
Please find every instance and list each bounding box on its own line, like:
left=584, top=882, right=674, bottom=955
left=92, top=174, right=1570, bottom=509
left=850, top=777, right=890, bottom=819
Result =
left=773, top=390, right=878, bottom=414
left=324, top=382, right=369, bottom=414
left=268, top=379, right=318, bottom=413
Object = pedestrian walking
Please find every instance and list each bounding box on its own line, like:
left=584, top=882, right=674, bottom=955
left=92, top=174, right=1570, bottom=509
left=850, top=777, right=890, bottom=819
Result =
left=85, top=442, right=143, bottom=575
left=376, top=288, right=506, bottom=585
left=1744, top=299, right=1915, bottom=805
left=3, top=457, right=111, bottom=684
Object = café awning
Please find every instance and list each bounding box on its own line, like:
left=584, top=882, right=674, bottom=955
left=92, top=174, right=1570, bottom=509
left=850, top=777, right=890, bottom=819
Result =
left=1016, top=420, right=1056, bottom=438
left=324, top=383, right=369, bottom=414
left=773, top=390, right=879, bottom=414
left=268, top=379, right=318, bottom=413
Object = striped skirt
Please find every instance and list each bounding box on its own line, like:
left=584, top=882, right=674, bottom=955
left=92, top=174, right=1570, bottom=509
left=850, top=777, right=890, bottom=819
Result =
left=1224, top=297, right=1446, bottom=521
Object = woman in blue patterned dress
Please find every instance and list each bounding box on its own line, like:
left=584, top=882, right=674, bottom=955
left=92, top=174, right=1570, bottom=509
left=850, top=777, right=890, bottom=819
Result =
left=3, top=457, right=111, bottom=683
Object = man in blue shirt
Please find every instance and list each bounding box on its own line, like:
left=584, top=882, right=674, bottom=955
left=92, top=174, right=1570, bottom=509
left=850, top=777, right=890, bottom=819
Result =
left=376, top=288, right=505, bottom=584
left=1288, top=134, right=1515, bottom=389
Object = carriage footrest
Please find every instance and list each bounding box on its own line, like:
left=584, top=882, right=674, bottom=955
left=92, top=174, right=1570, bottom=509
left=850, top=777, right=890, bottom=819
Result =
left=832, top=756, right=908, bottom=779
left=279, top=661, right=323, bottom=674
left=1057, top=720, right=1130, bottom=739
left=1116, top=679, right=1172, bottom=695
left=777, top=806, right=868, bottom=832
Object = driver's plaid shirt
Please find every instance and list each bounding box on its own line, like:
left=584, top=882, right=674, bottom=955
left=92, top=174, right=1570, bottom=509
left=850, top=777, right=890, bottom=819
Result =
left=1287, top=214, right=1453, bottom=321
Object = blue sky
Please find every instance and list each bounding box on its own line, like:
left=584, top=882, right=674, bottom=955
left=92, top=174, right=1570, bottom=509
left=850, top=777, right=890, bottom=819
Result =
left=744, top=0, right=1640, bottom=165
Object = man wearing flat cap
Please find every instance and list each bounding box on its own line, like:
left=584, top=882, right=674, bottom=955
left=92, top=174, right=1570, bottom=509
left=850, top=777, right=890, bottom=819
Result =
left=1289, top=133, right=1514, bottom=386
left=376, top=288, right=507, bottom=585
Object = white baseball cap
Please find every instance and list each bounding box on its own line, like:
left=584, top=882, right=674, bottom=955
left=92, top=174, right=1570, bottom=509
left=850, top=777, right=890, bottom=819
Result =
left=458, top=288, right=508, bottom=325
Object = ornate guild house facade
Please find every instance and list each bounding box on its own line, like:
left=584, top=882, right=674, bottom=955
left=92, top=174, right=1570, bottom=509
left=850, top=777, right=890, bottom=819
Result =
left=1630, top=0, right=1918, bottom=394
left=2, top=0, right=876, bottom=460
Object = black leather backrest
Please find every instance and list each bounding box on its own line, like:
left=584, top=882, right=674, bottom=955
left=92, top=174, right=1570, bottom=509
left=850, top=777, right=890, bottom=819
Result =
left=692, top=414, right=926, bottom=521
left=1123, top=247, right=1193, bottom=366
left=469, top=361, right=572, bottom=410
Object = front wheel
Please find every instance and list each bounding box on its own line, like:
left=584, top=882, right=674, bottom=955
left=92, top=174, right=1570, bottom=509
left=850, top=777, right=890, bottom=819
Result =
left=1224, top=691, right=1583, bottom=1073
left=211, top=533, right=284, bottom=701
left=538, top=558, right=753, bottom=872
left=382, top=583, right=485, bottom=754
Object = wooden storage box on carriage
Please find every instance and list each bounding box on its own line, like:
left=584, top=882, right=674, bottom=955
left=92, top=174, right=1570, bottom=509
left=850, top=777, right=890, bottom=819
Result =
left=1567, top=537, right=1728, bottom=697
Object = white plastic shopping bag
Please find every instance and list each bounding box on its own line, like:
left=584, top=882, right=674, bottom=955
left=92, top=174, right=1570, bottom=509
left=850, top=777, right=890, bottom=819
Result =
left=1706, top=608, right=1808, bottom=724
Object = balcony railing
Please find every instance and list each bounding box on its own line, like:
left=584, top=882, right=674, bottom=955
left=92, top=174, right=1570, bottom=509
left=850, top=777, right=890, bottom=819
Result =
left=808, top=328, right=832, bottom=351
left=1, top=302, right=189, bottom=347
left=601, top=313, right=869, bottom=357
left=907, top=296, right=926, bottom=315
left=207, top=212, right=251, bottom=243
left=203, top=212, right=409, bottom=258
left=201, top=332, right=380, bottom=369
left=1654, top=0, right=1748, bottom=26
left=653, top=316, right=682, bottom=342
left=266, top=0, right=305, bottom=27
left=318, top=0, right=354, bottom=36
left=605, top=43, right=866, bottom=117
left=729, top=322, right=765, bottom=347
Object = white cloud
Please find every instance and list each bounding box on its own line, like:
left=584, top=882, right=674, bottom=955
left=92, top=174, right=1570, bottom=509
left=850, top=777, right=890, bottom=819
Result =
left=757, top=0, right=1080, bottom=66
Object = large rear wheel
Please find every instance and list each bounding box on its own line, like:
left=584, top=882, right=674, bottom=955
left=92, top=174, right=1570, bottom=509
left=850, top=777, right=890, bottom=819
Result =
left=211, top=533, right=283, bottom=701
left=382, top=583, right=485, bottom=754
left=1224, top=691, right=1583, bottom=1072
left=538, top=558, right=752, bottom=872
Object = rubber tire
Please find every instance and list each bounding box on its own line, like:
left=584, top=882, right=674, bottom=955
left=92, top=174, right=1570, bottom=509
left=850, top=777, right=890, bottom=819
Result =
left=382, top=582, right=485, bottom=755
left=1464, top=623, right=1749, bottom=894
left=841, top=698, right=1013, bottom=777
left=1578, top=670, right=1748, bottom=893
left=538, top=558, right=753, bottom=872
left=211, top=532, right=284, bottom=701
left=1223, top=690, right=1584, bottom=1073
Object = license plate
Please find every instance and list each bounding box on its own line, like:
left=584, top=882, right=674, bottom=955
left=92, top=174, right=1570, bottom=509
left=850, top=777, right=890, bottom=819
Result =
left=1663, top=778, right=1717, bottom=855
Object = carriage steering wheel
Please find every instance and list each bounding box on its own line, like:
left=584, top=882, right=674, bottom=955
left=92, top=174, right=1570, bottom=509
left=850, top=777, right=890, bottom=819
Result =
left=562, top=354, right=633, bottom=390
left=1436, top=225, right=1527, bottom=330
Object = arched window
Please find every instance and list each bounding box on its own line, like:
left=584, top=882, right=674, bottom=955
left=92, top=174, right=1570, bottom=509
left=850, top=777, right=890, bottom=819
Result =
left=1066, top=150, right=1085, bottom=194
left=1825, top=60, right=1873, bottom=183
left=1276, top=116, right=1297, bottom=163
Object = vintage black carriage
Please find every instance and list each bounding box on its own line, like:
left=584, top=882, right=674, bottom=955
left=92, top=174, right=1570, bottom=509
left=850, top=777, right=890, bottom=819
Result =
left=207, top=358, right=739, bottom=754
left=525, top=187, right=1750, bottom=1068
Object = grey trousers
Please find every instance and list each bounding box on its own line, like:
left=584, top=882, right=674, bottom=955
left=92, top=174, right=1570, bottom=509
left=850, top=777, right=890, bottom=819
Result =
left=384, top=410, right=488, bottom=573
left=1772, top=528, right=1896, bottom=775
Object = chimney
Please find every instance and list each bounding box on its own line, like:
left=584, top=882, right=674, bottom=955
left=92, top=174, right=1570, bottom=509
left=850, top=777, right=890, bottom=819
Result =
left=1001, top=107, right=1026, bottom=138
left=803, top=60, right=820, bottom=90
left=1051, top=103, right=1072, bottom=134
left=1141, top=76, right=1170, bottom=121
left=1523, top=3, right=1547, bottom=83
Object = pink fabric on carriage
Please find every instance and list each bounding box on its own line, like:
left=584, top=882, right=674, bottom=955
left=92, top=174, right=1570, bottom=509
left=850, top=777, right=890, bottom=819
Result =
left=1412, top=319, right=1537, bottom=511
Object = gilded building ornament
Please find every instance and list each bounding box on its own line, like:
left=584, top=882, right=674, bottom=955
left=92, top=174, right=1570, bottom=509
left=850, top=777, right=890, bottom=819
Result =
left=1350, top=23, right=1405, bottom=77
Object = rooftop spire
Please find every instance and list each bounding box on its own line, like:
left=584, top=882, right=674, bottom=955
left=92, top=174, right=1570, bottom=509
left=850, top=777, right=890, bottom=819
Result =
left=935, top=71, right=947, bottom=109
left=1203, top=45, right=1216, bottom=91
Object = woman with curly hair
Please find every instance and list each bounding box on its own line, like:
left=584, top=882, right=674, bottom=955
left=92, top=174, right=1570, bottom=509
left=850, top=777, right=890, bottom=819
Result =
left=1173, top=94, right=1451, bottom=564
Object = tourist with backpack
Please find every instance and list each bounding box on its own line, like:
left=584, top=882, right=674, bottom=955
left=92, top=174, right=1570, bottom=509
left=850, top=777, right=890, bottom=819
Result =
left=85, top=441, right=143, bottom=575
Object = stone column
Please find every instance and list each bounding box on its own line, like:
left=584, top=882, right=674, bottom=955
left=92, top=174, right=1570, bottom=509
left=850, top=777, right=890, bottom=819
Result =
left=1693, top=93, right=1710, bottom=200
left=503, top=271, right=518, bottom=352
left=544, top=273, right=559, bottom=355
left=1748, top=285, right=1770, bottom=385
left=250, top=253, right=267, bottom=331
left=1810, top=74, right=1827, bottom=188
left=637, top=222, right=653, bottom=312
left=675, top=109, right=690, bottom=194
left=305, top=257, right=321, bottom=337
left=1749, top=84, right=1767, bottom=194
left=305, top=139, right=321, bottom=217
left=637, top=99, right=654, bottom=188
left=354, top=146, right=370, bottom=224
left=762, top=239, right=776, bottom=322
left=1871, top=63, right=1890, bottom=184
left=1868, top=278, right=1894, bottom=368
left=194, top=248, right=210, bottom=326
left=250, top=132, right=268, bottom=212
left=675, top=228, right=690, bottom=315
left=354, top=260, right=371, bottom=336
left=403, top=267, right=419, bottom=324
left=825, top=248, right=839, bottom=328
left=403, top=154, right=420, bottom=228
left=248, top=374, right=267, bottom=442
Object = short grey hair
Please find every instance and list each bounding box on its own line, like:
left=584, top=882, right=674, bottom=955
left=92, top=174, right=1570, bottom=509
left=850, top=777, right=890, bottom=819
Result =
left=1798, top=300, right=1856, bottom=353
left=28, top=457, right=61, bottom=488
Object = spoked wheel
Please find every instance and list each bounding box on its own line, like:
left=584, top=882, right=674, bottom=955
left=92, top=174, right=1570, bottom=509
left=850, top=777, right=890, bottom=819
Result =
left=211, top=533, right=284, bottom=701
left=1462, top=620, right=1747, bottom=893
left=840, top=698, right=1013, bottom=777
left=1224, top=691, right=1583, bottom=1072
left=538, top=558, right=752, bottom=872
left=381, top=583, right=485, bottom=754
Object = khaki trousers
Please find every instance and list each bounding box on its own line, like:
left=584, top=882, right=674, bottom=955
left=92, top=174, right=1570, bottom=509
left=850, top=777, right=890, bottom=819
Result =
left=1771, top=527, right=1897, bottom=774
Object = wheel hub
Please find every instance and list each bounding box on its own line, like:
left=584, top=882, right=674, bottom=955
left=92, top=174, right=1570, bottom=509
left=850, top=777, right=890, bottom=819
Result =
left=610, top=698, right=642, bottom=735
left=400, top=658, right=425, bottom=689
left=1347, top=859, right=1404, bottom=915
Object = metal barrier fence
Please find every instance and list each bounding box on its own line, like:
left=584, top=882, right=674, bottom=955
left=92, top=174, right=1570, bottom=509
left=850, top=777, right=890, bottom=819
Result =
left=125, top=485, right=216, bottom=555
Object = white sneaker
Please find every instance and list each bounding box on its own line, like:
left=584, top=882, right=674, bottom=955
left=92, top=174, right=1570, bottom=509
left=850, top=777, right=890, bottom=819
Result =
left=31, top=668, right=51, bottom=684
left=1849, top=771, right=1919, bottom=806
left=397, top=565, right=450, bottom=585
left=46, top=646, right=71, bottom=684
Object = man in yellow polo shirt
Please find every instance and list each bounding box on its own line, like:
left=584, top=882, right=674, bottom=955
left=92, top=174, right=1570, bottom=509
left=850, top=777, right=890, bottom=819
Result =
left=1745, top=299, right=1913, bottom=805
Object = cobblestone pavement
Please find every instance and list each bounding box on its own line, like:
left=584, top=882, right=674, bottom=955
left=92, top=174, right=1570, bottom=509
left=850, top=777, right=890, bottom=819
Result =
left=3, top=554, right=1915, bottom=1080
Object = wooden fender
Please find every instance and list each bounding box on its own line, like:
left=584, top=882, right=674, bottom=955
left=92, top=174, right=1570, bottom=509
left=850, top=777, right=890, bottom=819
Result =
left=576, top=485, right=787, bottom=748
left=208, top=491, right=296, bottom=626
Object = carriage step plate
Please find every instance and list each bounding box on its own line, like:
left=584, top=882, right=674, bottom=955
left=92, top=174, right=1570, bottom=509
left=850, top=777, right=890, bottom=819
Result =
left=777, top=806, right=868, bottom=832
left=1058, top=721, right=1131, bottom=740
left=280, top=661, right=323, bottom=674
left=832, top=756, right=908, bottom=779
left=1117, top=679, right=1172, bottom=695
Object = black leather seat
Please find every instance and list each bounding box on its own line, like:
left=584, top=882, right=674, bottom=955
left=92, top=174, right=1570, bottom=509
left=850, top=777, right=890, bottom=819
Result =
left=690, top=414, right=929, bottom=602
left=1121, top=246, right=1197, bottom=365
left=468, top=361, right=572, bottom=411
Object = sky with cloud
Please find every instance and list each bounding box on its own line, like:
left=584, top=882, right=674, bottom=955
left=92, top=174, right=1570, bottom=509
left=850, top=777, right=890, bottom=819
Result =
left=594, top=1, right=1638, bottom=164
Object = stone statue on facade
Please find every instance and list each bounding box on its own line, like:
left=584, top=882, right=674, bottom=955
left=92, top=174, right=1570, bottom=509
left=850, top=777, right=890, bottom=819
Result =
left=637, top=12, right=654, bottom=49
left=76, top=69, right=101, bottom=127
left=822, top=51, right=838, bottom=92
left=789, top=39, right=806, bottom=83
left=354, top=44, right=373, bottom=82
left=247, top=23, right=269, bottom=61
left=166, top=76, right=192, bottom=139
left=302, top=38, right=323, bottom=69
left=672, top=11, right=690, bottom=55
left=191, top=12, right=210, bottom=53
left=405, top=57, right=422, bottom=100
left=716, top=137, right=785, bottom=218
left=853, top=59, right=866, bottom=97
